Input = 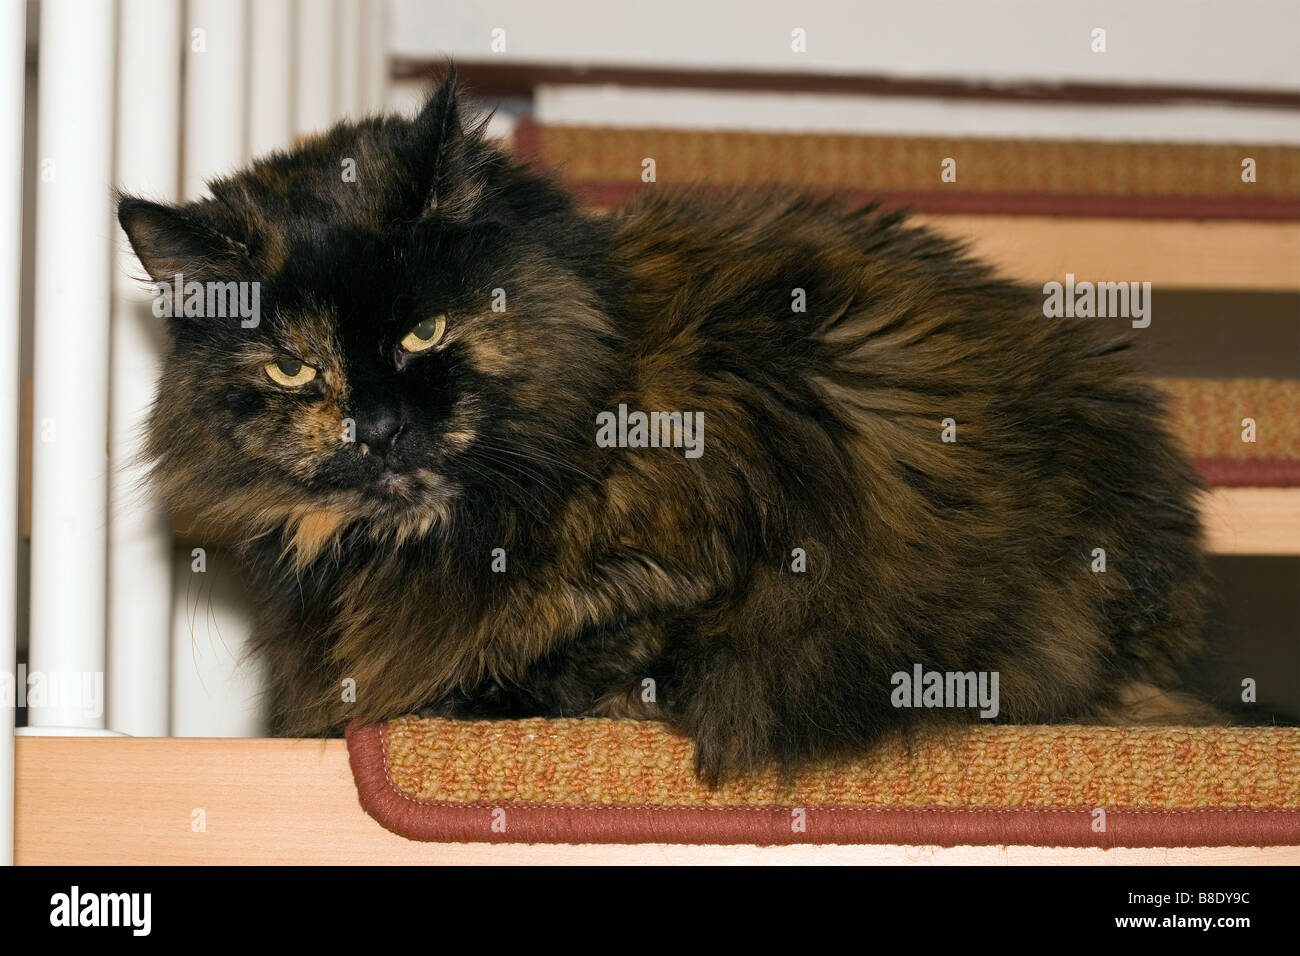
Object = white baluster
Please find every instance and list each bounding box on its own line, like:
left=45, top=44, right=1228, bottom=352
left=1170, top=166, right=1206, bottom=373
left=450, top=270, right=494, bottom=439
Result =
left=337, top=0, right=362, bottom=120
left=249, top=0, right=295, bottom=156
left=172, top=0, right=263, bottom=736
left=27, top=0, right=117, bottom=733
left=0, top=0, right=28, bottom=864
left=295, top=0, right=339, bottom=136
left=183, top=0, right=249, bottom=200
left=108, top=0, right=183, bottom=739
left=363, top=0, right=390, bottom=113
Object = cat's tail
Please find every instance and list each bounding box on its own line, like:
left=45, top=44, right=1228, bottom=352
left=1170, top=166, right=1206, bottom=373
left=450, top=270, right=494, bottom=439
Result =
left=1095, top=681, right=1291, bottom=727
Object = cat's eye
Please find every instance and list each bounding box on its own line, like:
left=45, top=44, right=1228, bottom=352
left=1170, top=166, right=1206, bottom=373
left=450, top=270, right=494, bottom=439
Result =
left=265, top=358, right=318, bottom=388
left=400, top=314, right=447, bottom=353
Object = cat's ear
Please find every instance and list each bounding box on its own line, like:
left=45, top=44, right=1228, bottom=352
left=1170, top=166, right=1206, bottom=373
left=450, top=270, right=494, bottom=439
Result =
left=117, top=194, right=253, bottom=284
left=409, top=66, right=488, bottom=222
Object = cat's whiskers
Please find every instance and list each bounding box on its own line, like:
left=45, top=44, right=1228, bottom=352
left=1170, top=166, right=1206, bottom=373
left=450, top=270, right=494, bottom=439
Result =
left=456, top=455, right=555, bottom=515
left=471, top=434, right=599, bottom=485
left=466, top=448, right=572, bottom=509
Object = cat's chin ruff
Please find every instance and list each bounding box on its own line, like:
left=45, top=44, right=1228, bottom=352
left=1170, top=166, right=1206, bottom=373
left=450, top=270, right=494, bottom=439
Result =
left=278, top=493, right=456, bottom=569
left=158, top=457, right=459, bottom=569
left=361, top=494, right=456, bottom=548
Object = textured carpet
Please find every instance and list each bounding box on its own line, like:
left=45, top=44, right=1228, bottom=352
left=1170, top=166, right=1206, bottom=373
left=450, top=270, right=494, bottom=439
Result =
left=1158, top=378, right=1300, bottom=485
left=349, top=719, right=1300, bottom=845
left=515, top=122, right=1300, bottom=219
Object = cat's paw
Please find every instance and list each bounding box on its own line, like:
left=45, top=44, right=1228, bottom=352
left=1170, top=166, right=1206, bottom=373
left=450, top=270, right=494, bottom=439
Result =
left=690, top=731, right=757, bottom=788
left=677, top=706, right=777, bottom=788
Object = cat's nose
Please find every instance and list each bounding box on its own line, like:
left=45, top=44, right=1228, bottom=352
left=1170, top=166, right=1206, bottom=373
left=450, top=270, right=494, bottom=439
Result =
left=356, top=409, right=403, bottom=457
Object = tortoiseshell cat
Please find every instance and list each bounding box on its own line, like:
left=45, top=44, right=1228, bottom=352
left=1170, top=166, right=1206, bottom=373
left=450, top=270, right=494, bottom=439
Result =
left=118, top=70, right=1214, bottom=782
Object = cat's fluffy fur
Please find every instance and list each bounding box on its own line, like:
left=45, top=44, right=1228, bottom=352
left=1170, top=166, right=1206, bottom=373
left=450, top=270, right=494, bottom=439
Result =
left=118, top=69, right=1210, bottom=782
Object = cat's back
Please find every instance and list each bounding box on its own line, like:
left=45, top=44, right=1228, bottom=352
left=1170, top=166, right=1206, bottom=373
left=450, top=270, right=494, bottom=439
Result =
left=607, top=188, right=1109, bottom=407
left=603, top=187, right=1190, bottom=553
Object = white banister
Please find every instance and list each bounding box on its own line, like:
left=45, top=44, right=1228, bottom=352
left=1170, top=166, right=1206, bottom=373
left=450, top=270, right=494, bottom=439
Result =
left=337, top=0, right=362, bottom=119
left=26, top=0, right=117, bottom=732
left=340, top=0, right=366, bottom=119
left=108, top=0, right=183, bottom=739
left=171, top=0, right=265, bottom=737
left=168, top=549, right=267, bottom=737
left=182, top=0, right=248, bottom=200
left=364, top=0, right=389, bottom=113
left=0, top=0, right=27, bottom=865
left=249, top=0, right=295, bottom=156
left=295, top=0, right=339, bottom=135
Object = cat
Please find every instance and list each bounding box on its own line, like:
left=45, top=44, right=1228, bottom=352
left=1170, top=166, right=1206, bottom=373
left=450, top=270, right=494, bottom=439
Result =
left=118, top=68, right=1213, bottom=783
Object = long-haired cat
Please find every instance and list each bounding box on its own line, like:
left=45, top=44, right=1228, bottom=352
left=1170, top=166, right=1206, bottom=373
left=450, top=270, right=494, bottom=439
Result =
left=118, top=69, right=1212, bottom=782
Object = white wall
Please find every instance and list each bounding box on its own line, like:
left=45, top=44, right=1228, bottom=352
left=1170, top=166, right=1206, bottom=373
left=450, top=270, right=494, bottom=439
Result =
left=533, top=85, right=1300, bottom=143
left=389, top=0, right=1300, bottom=91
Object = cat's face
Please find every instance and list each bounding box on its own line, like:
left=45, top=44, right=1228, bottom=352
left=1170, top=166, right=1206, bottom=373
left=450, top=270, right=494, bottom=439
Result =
left=119, top=72, right=618, bottom=557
